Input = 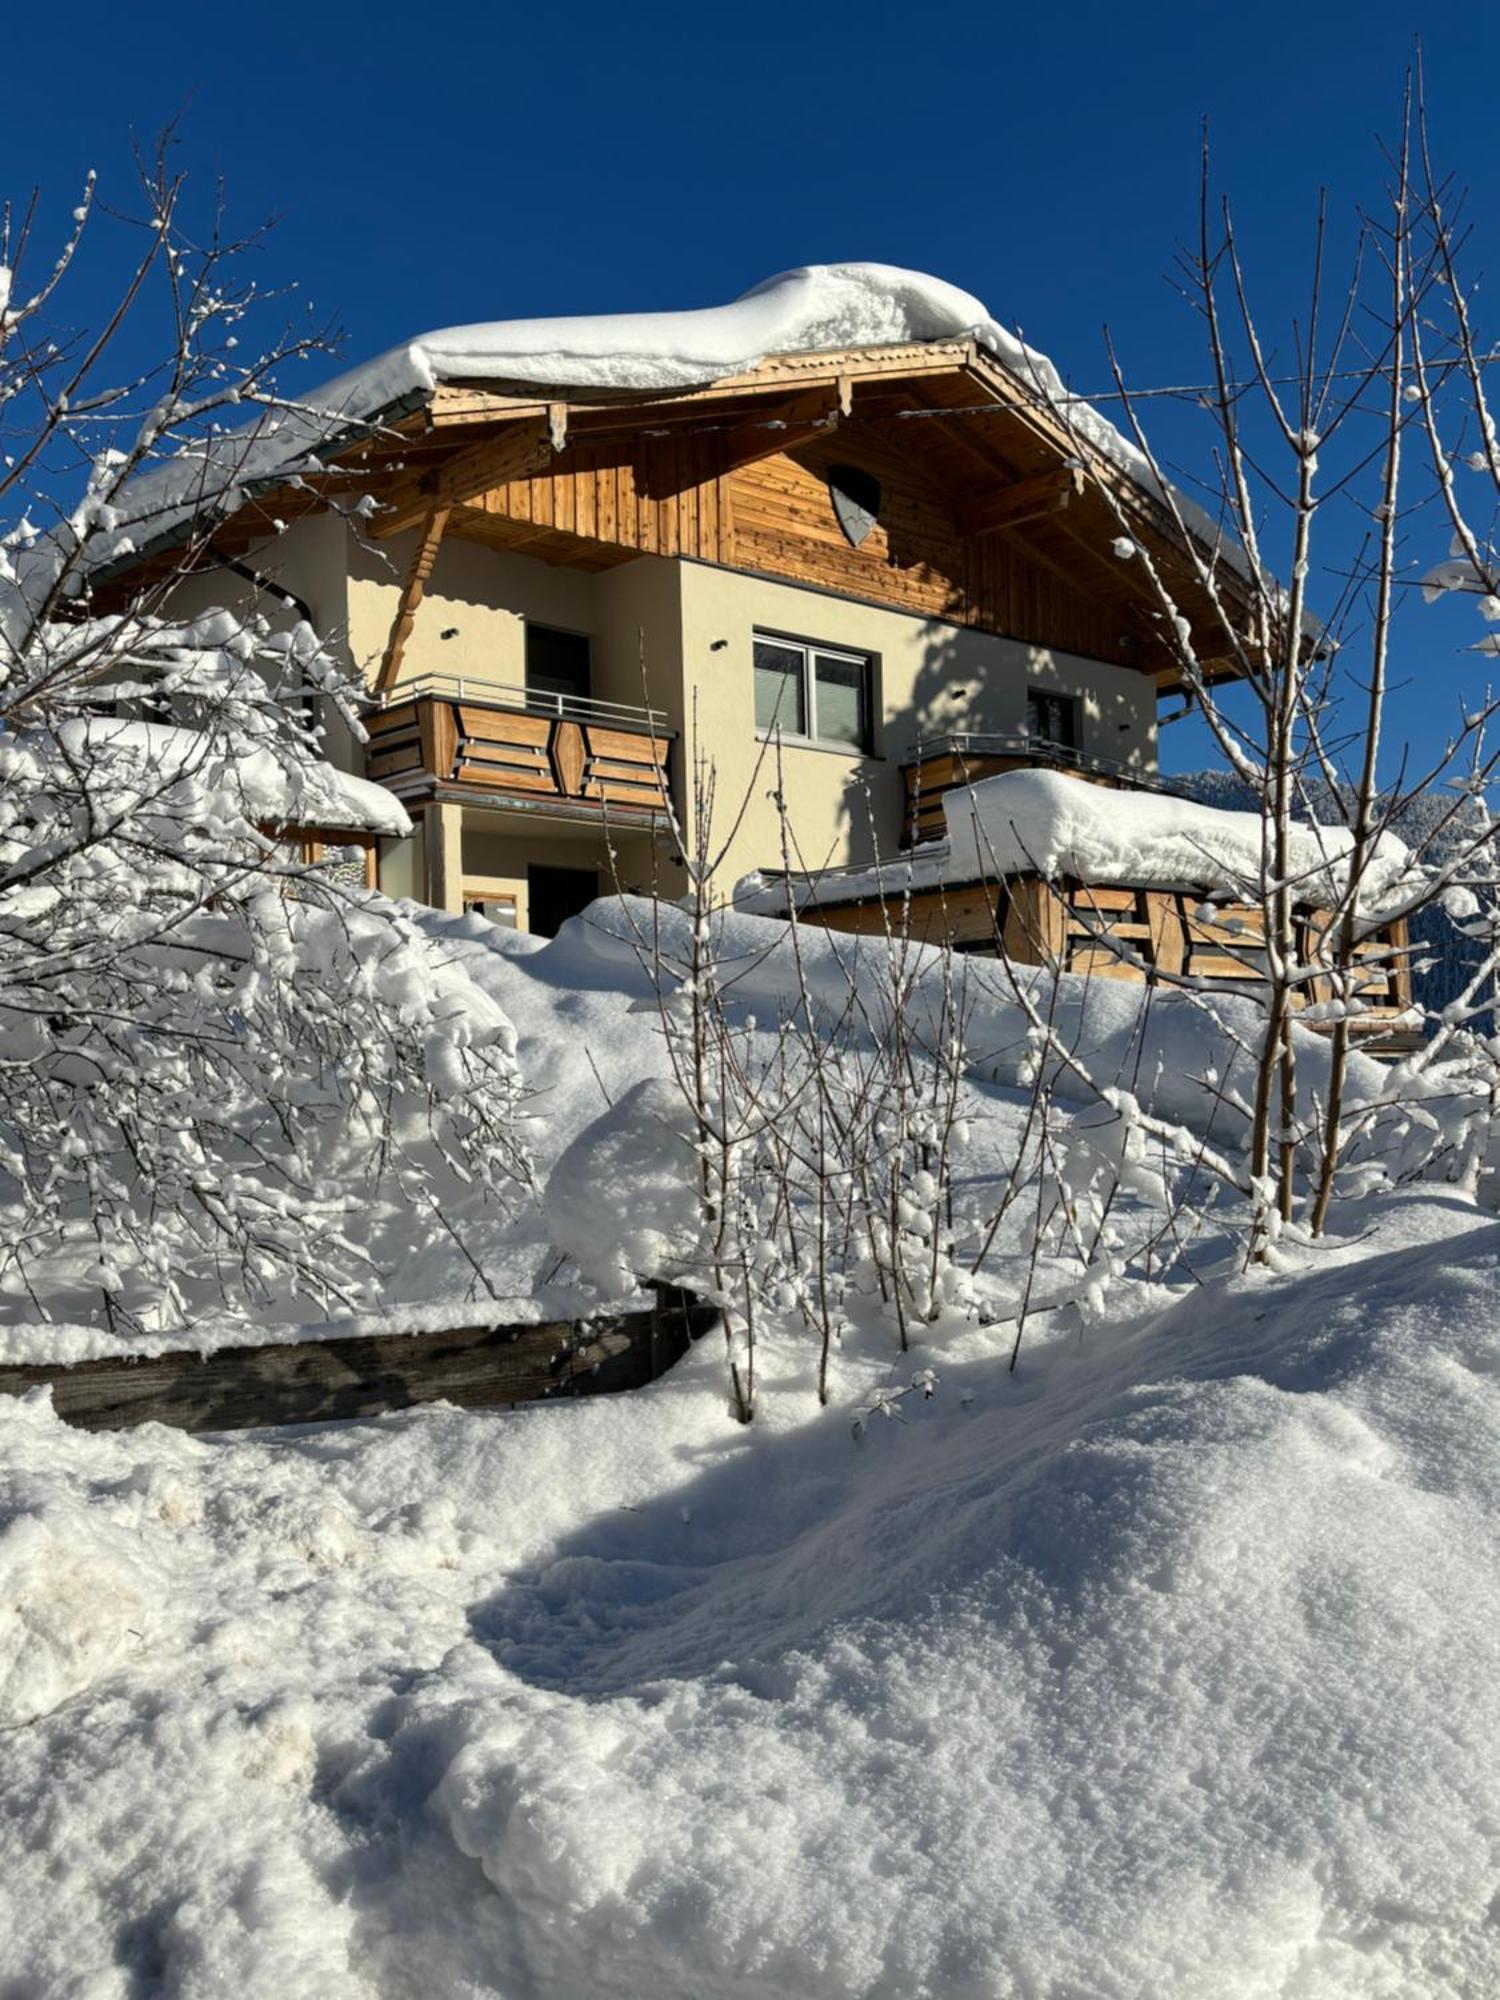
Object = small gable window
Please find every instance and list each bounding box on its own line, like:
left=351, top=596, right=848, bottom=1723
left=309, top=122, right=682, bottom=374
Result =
left=827, top=464, right=882, bottom=548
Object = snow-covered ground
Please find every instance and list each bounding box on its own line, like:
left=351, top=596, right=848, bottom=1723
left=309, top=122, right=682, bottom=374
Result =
left=7, top=890, right=1407, bottom=1361
left=2, top=1186, right=1500, bottom=1997
left=4, top=897, right=1500, bottom=1997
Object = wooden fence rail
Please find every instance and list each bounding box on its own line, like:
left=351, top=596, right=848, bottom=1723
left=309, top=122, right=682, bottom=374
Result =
left=0, top=1285, right=716, bottom=1435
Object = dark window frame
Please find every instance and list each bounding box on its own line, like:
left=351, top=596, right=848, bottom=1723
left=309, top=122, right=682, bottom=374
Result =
left=752, top=629, right=876, bottom=753
left=1025, top=688, right=1081, bottom=755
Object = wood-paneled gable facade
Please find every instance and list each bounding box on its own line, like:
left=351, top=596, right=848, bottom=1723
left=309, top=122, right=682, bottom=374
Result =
left=438, top=400, right=1188, bottom=677
left=132, top=338, right=1251, bottom=694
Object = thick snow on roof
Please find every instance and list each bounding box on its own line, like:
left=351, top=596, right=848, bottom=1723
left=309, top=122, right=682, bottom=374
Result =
left=53, top=716, right=411, bottom=838
left=328, top=263, right=1002, bottom=401
left=97, top=264, right=1210, bottom=570
left=736, top=767, right=1417, bottom=918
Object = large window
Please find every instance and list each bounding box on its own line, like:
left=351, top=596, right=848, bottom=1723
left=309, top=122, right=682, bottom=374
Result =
left=753, top=634, right=873, bottom=751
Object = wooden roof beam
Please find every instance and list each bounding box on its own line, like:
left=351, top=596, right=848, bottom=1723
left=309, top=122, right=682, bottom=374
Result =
left=958, top=466, right=1086, bottom=538
left=714, top=388, right=846, bottom=475
left=372, top=418, right=556, bottom=539
left=423, top=341, right=975, bottom=428
left=631, top=389, right=848, bottom=499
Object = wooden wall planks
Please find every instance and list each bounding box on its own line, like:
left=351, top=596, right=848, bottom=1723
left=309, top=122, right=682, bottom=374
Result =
left=1, top=1288, right=718, bottom=1435
left=462, top=423, right=1137, bottom=669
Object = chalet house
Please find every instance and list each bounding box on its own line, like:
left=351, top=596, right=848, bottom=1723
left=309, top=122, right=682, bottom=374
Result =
left=94, top=265, right=1259, bottom=942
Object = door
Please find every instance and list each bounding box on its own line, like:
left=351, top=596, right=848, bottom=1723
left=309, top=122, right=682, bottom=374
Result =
left=525, top=625, right=591, bottom=709
left=527, top=864, right=599, bottom=938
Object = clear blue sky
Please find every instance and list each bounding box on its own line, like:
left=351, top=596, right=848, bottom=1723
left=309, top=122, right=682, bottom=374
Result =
left=9, top=0, right=1500, bottom=784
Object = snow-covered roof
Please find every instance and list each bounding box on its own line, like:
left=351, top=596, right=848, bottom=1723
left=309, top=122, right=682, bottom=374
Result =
left=96, top=264, right=1216, bottom=572
left=316, top=264, right=1004, bottom=402
left=735, top=767, right=1417, bottom=919
left=50, top=716, right=411, bottom=838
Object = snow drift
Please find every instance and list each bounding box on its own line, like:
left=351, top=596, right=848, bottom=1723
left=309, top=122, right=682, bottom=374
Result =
left=0, top=881, right=1496, bottom=1995
left=0, top=888, right=1457, bottom=1363
left=1, top=1195, right=1499, bottom=1996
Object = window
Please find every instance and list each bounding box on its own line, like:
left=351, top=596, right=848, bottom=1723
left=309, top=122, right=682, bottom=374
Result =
left=753, top=634, right=873, bottom=751
left=1026, top=689, right=1079, bottom=754
left=528, top=864, right=599, bottom=939
left=526, top=624, right=591, bottom=707
left=464, top=895, right=518, bottom=930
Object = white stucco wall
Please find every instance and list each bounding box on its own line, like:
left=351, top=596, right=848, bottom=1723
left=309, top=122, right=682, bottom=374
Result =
left=157, top=517, right=1162, bottom=914
left=673, top=562, right=1159, bottom=883
left=345, top=530, right=608, bottom=695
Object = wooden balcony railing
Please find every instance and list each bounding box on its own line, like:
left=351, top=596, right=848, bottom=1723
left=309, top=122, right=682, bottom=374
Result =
left=799, top=873, right=1415, bottom=1046
left=366, top=677, right=673, bottom=823
left=902, top=734, right=1161, bottom=847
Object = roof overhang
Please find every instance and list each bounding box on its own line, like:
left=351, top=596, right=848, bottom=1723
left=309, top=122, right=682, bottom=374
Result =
left=93, top=339, right=1264, bottom=688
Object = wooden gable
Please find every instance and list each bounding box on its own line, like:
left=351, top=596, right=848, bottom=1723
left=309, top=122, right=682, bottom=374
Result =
left=98, top=341, right=1256, bottom=686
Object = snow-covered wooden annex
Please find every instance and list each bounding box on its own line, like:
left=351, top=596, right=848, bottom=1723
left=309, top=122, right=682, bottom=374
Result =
left=91, top=264, right=1270, bottom=938
left=736, top=765, right=1417, bottom=1044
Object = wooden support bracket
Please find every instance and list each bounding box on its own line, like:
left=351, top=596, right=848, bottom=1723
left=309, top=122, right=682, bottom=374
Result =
left=373, top=418, right=556, bottom=539
left=709, top=389, right=844, bottom=479
left=957, top=464, right=1087, bottom=539
left=375, top=506, right=449, bottom=695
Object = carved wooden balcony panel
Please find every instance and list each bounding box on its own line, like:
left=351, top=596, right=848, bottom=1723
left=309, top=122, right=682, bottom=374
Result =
left=366, top=682, right=672, bottom=825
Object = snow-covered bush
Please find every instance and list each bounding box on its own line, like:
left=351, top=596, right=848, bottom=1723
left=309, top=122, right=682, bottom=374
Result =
left=0, top=153, right=532, bottom=1334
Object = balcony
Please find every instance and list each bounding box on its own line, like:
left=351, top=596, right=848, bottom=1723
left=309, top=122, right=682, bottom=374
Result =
left=365, top=676, right=674, bottom=825
left=902, top=733, right=1163, bottom=847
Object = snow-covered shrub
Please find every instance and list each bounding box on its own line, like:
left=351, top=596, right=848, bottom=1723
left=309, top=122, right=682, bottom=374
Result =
left=0, top=607, right=532, bottom=1332
left=552, top=888, right=1264, bottom=1410
left=0, top=156, right=532, bottom=1334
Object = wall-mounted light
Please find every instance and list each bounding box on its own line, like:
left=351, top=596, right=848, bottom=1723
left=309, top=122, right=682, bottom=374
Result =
left=709, top=638, right=728, bottom=652
left=440, top=627, right=459, bottom=641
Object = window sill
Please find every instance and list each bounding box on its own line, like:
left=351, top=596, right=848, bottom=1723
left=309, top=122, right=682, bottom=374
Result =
left=755, top=732, right=882, bottom=762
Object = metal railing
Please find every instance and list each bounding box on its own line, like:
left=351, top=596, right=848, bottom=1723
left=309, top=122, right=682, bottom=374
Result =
left=372, top=673, right=672, bottom=734
left=906, top=732, right=1177, bottom=793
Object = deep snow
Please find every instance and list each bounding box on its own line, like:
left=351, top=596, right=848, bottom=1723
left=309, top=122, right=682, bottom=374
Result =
left=3, top=897, right=1499, bottom=1997
left=736, top=765, right=1419, bottom=918
left=0, top=892, right=1412, bottom=1360
left=54, top=714, right=412, bottom=838
left=2, top=1190, right=1500, bottom=1996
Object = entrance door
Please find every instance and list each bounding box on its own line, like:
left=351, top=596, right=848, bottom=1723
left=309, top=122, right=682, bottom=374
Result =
left=528, top=864, right=599, bottom=938
left=525, top=625, right=591, bottom=708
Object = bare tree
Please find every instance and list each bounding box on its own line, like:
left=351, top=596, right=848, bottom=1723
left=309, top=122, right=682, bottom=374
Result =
left=1035, top=88, right=1500, bottom=1247
left=0, top=146, right=532, bottom=1335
